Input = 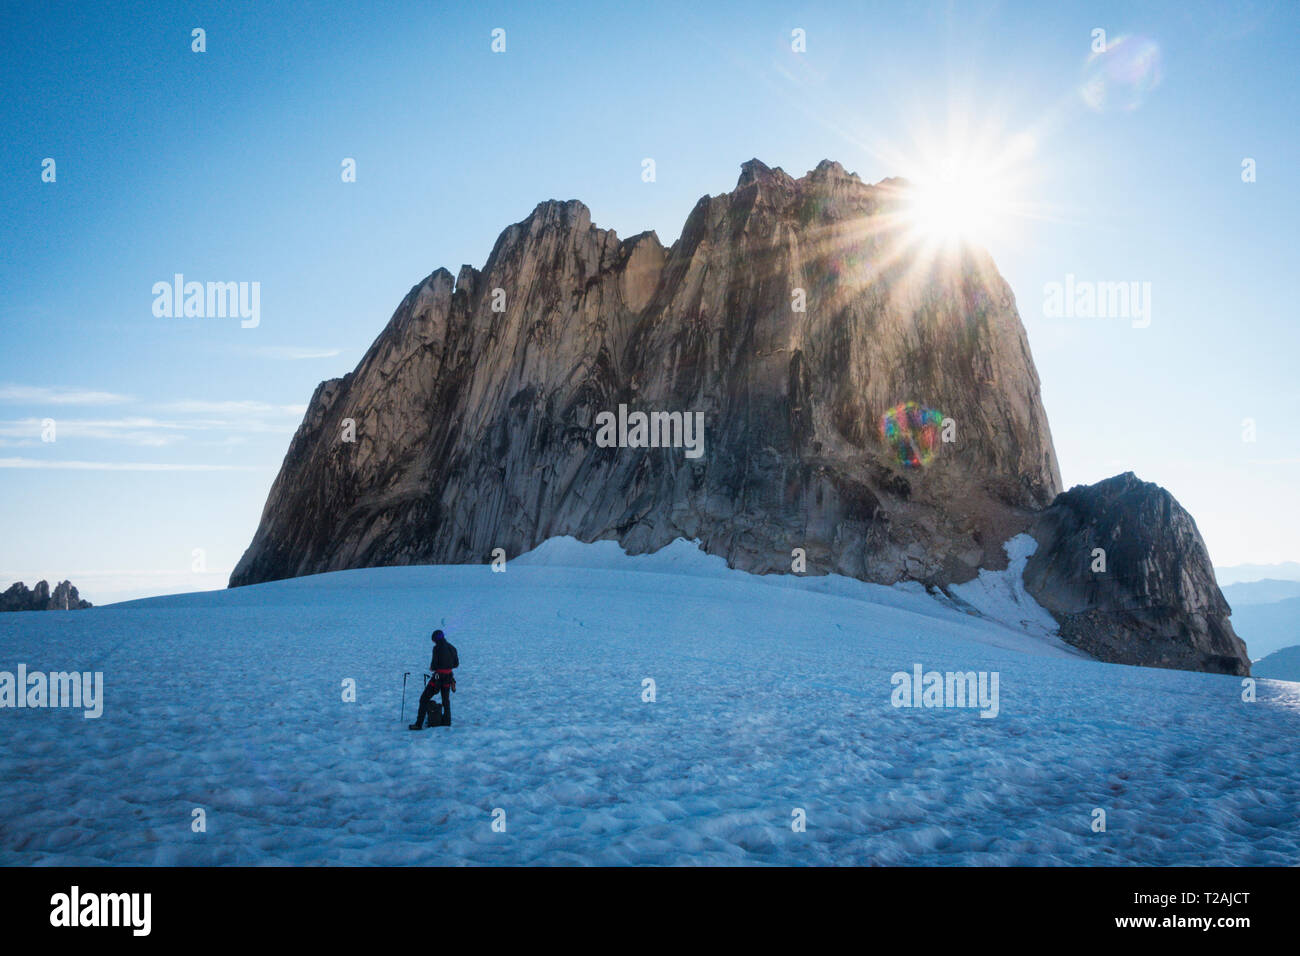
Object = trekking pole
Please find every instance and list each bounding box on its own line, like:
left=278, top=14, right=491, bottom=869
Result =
left=400, top=672, right=410, bottom=723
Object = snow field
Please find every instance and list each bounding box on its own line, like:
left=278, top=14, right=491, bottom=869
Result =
left=1, top=538, right=1297, bottom=865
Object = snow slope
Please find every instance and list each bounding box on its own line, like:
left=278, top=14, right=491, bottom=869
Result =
left=1, top=537, right=1297, bottom=865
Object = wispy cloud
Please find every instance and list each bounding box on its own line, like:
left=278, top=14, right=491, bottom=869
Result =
left=159, top=400, right=307, bottom=417
left=0, top=458, right=261, bottom=471
left=0, top=415, right=301, bottom=446
left=0, top=384, right=133, bottom=406
left=244, top=346, right=342, bottom=360
left=0, top=389, right=306, bottom=447
left=0, top=418, right=186, bottom=447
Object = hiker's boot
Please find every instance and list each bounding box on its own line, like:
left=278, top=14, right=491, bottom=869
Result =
left=410, top=701, right=430, bottom=730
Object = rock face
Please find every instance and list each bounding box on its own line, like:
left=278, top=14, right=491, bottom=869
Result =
left=233, top=160, right=1059, bottom=589
left=0, top=580, right=92, bottom=612
left=230, top=159, right=1245, bottom=675
left=1023, top=473, right=1248, bottom=675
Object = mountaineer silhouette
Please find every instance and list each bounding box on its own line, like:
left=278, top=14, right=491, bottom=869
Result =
left=409, top=629, right=459, bottom=730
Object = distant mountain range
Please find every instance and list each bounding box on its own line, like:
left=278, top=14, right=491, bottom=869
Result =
left=1220, top=578, right=1300, bottom=606
left=1253, top=645, right=1300, bottom=683
left=1216, top=563, right=1300, bottom=586
left=1217, top=579, right=1300, bottom=659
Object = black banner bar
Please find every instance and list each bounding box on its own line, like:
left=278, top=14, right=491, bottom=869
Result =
left=0, top=866, right=1286, bottom=943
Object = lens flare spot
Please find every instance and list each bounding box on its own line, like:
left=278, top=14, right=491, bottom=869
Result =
left=880, top=401, right=945, bottom=469
left=1081, top=35, right=1163, bottom=113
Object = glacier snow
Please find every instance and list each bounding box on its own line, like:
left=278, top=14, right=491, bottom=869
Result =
left=1, top=536, right=1297, bottom=865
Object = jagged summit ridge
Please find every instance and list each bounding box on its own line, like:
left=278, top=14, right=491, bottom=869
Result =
left=1, top=579, right=92, bottom=612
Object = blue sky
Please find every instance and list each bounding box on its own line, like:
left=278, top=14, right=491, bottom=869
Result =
left=2, top=0, right=1297, bottom=602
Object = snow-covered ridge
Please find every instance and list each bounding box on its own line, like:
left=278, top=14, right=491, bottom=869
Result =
left=113, top=534, right=1080, bottom=661
left=517, top=534, right=1080, bottom=659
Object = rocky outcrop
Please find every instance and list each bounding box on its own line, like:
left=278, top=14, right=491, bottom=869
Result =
left=231, top=159, right=1058, bottom=593
left=230, top=159, right=1243, bottom=675
left=1023, top=473, right=1248, bottom=675
left=1, top=580, right=92, bottom=612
